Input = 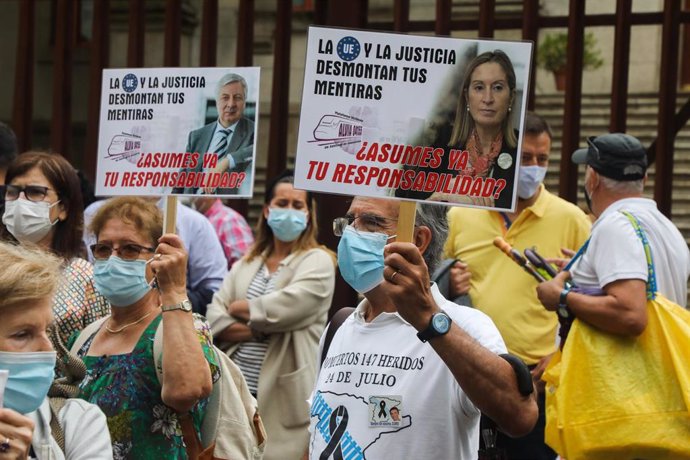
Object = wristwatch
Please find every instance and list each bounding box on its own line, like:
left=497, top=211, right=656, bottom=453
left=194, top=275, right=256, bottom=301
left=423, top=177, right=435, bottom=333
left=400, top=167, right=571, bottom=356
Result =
left=558, top=288, right=571, bottom=318
left=161, top=299, right=193, bottom=313
left=417, top=311, right=452, bottom=343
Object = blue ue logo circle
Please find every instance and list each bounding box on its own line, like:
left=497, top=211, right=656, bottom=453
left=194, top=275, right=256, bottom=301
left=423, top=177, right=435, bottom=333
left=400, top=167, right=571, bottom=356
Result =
left=337, top=36, right=360, bottom=61
left=122, top=73, right=138, bottom=93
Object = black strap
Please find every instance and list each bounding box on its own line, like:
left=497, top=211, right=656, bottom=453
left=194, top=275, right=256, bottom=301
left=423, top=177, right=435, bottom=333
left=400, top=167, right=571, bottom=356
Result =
left=499, top=353, right=534, bottom=397
left=320, top=307, right=355, bottom=367
left=478, top=353, right=534, bottom=458
left=430, top=258, right=473, bottom=307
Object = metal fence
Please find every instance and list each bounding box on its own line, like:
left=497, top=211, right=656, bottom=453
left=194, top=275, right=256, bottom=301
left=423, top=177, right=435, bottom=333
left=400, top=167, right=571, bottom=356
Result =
left=7, top=0, right=690, bottom=309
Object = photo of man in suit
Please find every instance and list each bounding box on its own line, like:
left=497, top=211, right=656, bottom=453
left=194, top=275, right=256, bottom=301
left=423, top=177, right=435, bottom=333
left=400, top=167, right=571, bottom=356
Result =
left=173, top=72, right=255, bottom=195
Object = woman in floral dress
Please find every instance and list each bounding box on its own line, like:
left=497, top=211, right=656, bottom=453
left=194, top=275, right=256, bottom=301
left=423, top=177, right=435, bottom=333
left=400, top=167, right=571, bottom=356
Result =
left=69, top=197, right=218, bottom=459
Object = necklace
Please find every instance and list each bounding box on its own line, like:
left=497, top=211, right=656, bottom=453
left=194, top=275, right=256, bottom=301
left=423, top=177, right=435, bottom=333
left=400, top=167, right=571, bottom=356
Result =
left=466, top=129, right=503, bottom=177
left=105, top=309, right=156, bottom=334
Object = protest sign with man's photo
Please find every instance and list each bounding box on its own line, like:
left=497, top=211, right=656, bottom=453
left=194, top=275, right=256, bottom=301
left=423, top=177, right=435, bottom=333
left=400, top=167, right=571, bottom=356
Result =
left=95, top=67, right=260, bottom=198
left=295, top=26, right=532, bottom=212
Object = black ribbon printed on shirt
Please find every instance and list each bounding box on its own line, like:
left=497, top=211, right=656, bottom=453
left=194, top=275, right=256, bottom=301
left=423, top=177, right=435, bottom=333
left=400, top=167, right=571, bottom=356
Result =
left=378, top=400, right=387, bottom=418
left=320, top=405, right=349, bottom=460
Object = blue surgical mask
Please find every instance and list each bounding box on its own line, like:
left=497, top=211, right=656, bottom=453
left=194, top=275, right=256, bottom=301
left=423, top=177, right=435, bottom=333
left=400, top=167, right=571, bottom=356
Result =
left=0, top=351, right=56, bottom=414
left=94, top=256, right=152, bottom=307
left=517, top=165, right=547, bottom=199
left=337, top=226, right=392, bottom=294
left=267, top=208, right=308, bottom=242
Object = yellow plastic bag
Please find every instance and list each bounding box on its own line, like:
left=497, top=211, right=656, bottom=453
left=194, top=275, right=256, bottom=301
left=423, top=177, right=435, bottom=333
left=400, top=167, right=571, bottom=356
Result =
left=543, top=294, right=690, bottom=460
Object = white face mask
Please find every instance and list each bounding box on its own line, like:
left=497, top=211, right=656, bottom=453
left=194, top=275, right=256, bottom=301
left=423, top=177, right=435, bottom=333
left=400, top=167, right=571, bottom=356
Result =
left=2, top=198, right=61, bottom=244
left=517, top=165, right=547, bottom=199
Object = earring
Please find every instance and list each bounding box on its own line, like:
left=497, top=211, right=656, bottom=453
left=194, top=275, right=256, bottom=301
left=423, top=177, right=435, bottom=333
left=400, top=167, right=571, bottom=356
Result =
left=508, top=107, right=512, bottom=112
left=466, top=105, right=470, bottom=112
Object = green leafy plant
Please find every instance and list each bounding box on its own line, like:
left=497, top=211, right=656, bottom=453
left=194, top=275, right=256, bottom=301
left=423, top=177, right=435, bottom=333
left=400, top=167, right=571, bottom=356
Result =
left=537, top=32, right=604, bottom=73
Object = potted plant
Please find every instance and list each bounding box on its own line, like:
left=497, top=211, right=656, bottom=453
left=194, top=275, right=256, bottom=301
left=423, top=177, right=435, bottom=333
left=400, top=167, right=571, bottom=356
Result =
left=537, top=32, right=604, bottom=91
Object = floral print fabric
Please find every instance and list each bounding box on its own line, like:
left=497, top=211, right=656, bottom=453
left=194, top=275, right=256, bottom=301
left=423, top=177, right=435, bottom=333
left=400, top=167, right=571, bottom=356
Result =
left=69, top=313, right=220, bottom=460
left=465, top=128, right=504, bottom=177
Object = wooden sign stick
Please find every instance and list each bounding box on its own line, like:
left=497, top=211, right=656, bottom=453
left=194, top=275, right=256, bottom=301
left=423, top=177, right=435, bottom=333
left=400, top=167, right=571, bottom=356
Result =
left=164, top=196, right=178, bottom=234
left=397, top=200, right=417, bottom=243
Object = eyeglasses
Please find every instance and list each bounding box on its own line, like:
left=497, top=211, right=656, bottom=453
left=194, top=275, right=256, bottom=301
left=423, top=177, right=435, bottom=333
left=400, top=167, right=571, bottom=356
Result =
left=90, top=243, right=156, bottom=261
left=4, top=185, right=56, bottom=203
left=333, top=214, right=398, bottom=237
left=586, top=136, right=600, bottom=161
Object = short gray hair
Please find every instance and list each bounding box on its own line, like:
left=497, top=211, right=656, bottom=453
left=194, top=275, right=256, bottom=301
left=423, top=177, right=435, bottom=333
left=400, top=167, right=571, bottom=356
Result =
left=217, top=73, right=248, bottom=99
left=414, top=202, right=448, bottom=275
left=0, top=242, right=62, bottom=309
left=599, top=175, right=644, bottom=194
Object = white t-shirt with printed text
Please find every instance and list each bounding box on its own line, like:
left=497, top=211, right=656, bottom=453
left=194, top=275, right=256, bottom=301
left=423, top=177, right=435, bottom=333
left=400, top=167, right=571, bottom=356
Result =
left=308, top=284, right=507, bottom=460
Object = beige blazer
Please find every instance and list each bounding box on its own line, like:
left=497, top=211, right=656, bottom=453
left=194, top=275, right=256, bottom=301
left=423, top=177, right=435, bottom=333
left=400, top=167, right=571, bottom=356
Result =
left=206, top=247, right=335, bottom=460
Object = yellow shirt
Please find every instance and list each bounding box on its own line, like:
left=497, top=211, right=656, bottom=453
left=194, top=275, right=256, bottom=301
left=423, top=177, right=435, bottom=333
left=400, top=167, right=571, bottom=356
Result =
left=444, top=185, right=591, bottom=364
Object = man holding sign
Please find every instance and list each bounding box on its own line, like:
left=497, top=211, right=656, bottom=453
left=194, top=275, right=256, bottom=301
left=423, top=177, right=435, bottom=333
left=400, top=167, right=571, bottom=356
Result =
left=173, top=73, right=254, bottom=195
left=309, top=197, right=537, bottom=460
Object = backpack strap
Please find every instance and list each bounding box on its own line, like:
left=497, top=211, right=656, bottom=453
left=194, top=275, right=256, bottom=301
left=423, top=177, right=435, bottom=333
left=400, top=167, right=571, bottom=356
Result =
left=52, top=319, right=107, bottom=454
left=50, top=324, right=87, bottom=400
left=564, top=238, right=590, bottom=272
left=48, top=397, right=66, bottom=453
left=69, top=317, right=108, bottom=355
left=320, top=307, right=355, bottom=367
left=620, top=211, right=657, bottom=299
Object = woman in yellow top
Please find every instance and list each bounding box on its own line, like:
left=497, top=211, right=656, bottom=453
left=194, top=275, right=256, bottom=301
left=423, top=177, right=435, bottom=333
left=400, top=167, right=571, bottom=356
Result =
left=207, top=170, right=336, bottom=460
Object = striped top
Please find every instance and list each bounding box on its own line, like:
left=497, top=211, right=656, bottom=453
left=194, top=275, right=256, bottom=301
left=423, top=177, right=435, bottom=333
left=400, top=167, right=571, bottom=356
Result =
left=231, top=263, right=282, bottom=395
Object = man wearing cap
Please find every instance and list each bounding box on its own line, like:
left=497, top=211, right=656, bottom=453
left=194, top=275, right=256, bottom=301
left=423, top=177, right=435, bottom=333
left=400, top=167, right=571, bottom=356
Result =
left=537, top=133, right=690, bottom=338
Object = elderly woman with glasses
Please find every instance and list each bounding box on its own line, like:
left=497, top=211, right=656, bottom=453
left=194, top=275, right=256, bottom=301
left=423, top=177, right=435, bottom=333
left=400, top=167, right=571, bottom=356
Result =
left=207, top=170, right=335, bottom=460
left=2, top=151, right=109, bottom=347
left=68, top=197, right=215, bottom=459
